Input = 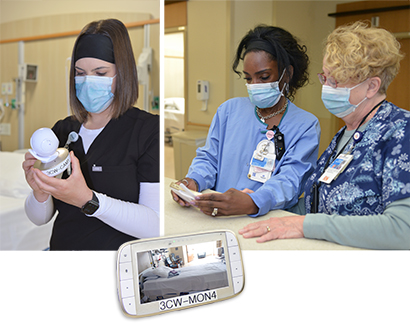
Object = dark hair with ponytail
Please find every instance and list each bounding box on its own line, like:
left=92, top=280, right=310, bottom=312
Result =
left=232, top=24, right=309, bottom=100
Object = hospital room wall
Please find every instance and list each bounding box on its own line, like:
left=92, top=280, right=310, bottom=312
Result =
left=0, top=1, right=160, bottom=152
left=185, top=0, right=352, bottom=156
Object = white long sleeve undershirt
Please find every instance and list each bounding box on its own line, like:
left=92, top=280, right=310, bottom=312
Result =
left=24, top=182, right=160, bottom=239
left=25, top=125, right=159, bottom=239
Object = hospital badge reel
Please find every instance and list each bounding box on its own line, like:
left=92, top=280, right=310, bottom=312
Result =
left=248, top=138, right=276, bottom=183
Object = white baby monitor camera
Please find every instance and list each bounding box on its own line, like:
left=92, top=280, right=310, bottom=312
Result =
left=30, top=127, right=59, bottom=158
left=117, top=230, right=245, bottom=318
left=29, top=128, right=71, bottom=178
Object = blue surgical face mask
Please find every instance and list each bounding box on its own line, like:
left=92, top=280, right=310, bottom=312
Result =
left=246, top=69, right=286, bottom=109
left=75, top=75, right=116, bottom=114
left=321, top=80, right=368, bottom=118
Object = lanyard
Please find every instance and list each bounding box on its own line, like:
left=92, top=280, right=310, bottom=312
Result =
left=310, top=99, right=385, bottom=213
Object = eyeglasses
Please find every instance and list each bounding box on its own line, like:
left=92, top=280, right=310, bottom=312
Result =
left=317, top=73, right=338, bottom=88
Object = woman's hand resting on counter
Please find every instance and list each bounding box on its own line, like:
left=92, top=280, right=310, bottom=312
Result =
left=239, top=215, right=305, bottom=243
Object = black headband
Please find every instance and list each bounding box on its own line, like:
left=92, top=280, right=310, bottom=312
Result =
left=74, top=34, right=115, bottom=63
left=244, top=39, right=276, bottom=59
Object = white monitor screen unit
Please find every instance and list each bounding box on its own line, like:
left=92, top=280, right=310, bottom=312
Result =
left=117, top=230, right=244, bottom=317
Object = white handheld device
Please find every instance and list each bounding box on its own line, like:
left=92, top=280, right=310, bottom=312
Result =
left=116, top=230, right=245, bottom=317
left=29, top=128, right=71, bottom=178
left=170, top=182, right=201, bottom=203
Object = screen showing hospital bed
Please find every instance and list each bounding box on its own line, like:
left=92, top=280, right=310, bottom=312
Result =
left=138, top=240, right=228, bottom=303
left=117, top=230, right=244, bottom=317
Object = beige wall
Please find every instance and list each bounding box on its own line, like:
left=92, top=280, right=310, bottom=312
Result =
left=186, top=0, right=231, bottom=127
left=275, top=1, right=343, bottom=156
left=229, top=1, right=275, bottom=99
left=0, top=1, right=160, bottom=151
left=184, top=0, right=353, bottom=156
left=0, top=0, right=160, bottom=23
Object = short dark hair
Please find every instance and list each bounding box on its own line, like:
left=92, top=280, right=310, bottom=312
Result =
left=232, top=25, right=309, bottom=100
left=69, top=19, right=139, bottom=123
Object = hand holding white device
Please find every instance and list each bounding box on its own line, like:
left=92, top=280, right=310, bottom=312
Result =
left=116, top=230, right=245, bottom=317
left=29, top=128, right=71, bottom=178
left=170, top=182, right=201, bottom=203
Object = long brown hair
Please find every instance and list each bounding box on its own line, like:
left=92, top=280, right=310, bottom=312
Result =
left=69, top=19, right=139, bottom=123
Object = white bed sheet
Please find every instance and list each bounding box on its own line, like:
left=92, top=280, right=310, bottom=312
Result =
left=164, top=97, right=185, bottom=135
left=142, top=262, right=228, bottom=300
left=0, top=196, right=55, bottom=250
left=0, top=151, right=54, bottom=250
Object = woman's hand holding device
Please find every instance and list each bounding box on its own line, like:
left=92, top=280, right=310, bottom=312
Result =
left=22, top=151, right=50, bottom=203
left=193, top=188, right=259, bottom=217
left=171, top=178, right=199, bottom=207
left=30, top=151, right=93, bottom=208
left=23, top=127, right=91, bottom=207
left=171, top=179, right=258, bottom=216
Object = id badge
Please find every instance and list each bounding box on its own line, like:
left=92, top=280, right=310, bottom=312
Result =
left=248, top=139, right=276, bottom=183
left=319, top=153, right=353, bottom=184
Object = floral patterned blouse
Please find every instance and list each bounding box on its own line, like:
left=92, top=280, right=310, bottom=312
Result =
left=304, top=101, right=410, bottom=216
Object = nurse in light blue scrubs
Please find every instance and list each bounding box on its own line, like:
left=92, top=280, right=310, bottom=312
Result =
left=172, top=25, right=320, bottom=218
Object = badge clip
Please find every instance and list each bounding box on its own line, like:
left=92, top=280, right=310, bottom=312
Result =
left=319, top=153, right=353, bottom=184
left=248, top=139, right=276, bottom=183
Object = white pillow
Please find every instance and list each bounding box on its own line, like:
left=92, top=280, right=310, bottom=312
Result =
left=0, top=151, right=32, bottom=198
left=153, top=266, right=173, bottom=278
left=141, top=266, right=172, bottom=278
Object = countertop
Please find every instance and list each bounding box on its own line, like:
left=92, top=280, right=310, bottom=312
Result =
left=163, top=178, right=362, bottom=250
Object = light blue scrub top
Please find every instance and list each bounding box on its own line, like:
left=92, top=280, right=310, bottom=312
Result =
left=186, top=97, right=320, bottom=217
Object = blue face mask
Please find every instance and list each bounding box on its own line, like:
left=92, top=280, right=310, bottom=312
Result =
left=321, top=80, right=367, bottom=118
left=75, top=75, right=116, bottom=114
left=246, top=69, right=286, bottom=109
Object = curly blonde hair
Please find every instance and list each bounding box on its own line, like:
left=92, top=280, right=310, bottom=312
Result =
left=323, top=21, right=404, bottom=94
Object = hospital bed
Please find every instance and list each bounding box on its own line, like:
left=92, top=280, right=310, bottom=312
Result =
left=140, top=262, right=228, bottom=301
left=164, top=97, right=185, bottom=143
left=0, top=151, right=54, bottom=250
